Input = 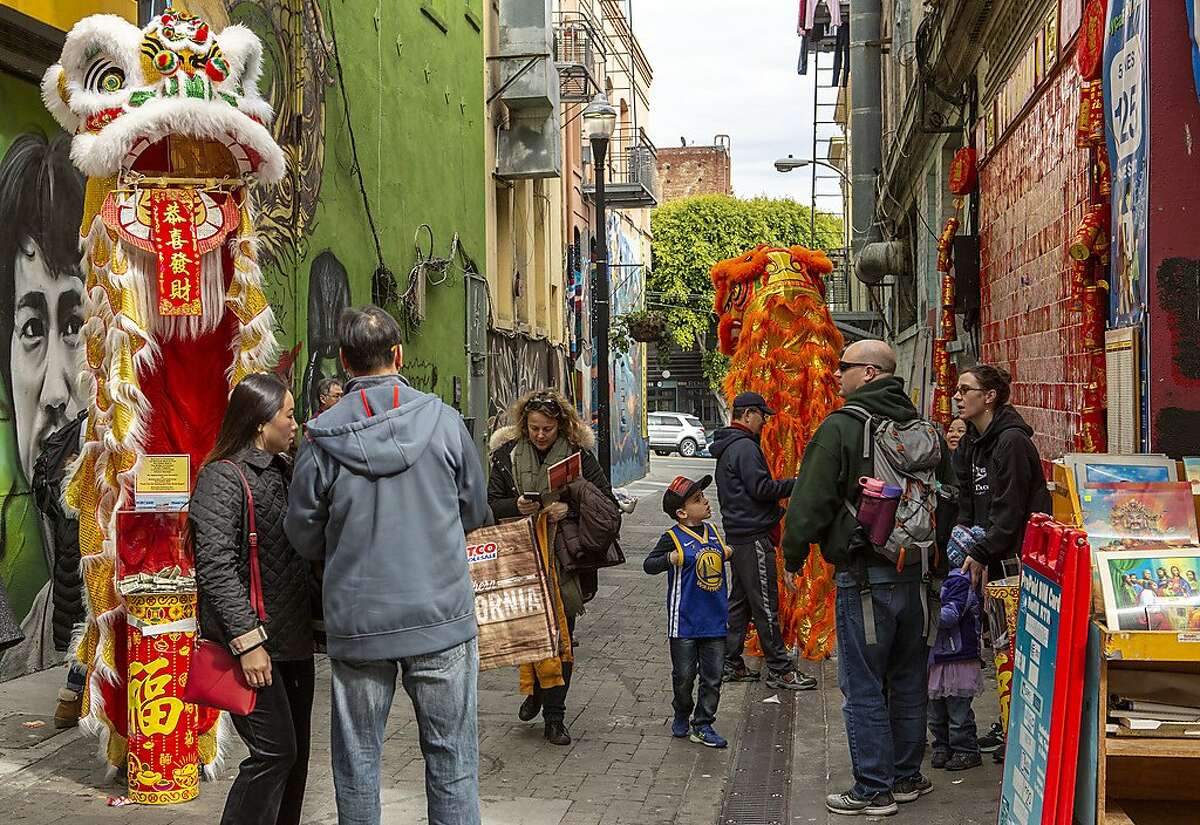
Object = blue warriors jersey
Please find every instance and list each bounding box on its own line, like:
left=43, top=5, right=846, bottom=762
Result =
left=663, top=522, right=729, bottom=638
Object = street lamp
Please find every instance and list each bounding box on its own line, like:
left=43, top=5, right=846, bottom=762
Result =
left=774, top=155, right=851, bottom=286
left=584, top=94, right=618, bottom=480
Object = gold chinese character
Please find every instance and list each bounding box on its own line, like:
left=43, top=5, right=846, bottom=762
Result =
left=162, top=202, right=185, bottom=224
left=167, top=228, right=186, bottom=250
left=170, top=252, right=191, bottom=275
left=170, top=279, right=191, bottom=301
left=129, top=657, right=185, bottom=738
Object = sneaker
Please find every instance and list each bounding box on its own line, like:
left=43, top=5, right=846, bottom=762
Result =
left=826, top=790, right=898, bottom=816
left=892, top=773, right=934, bottom=803
left=930, top=747, right=950, bottom=769
left=688, top=724, right=728, bottom=748
left=671, top=714, right=690, bottom=738
left=946, top=752, right=983, bottom=771
left=54, top=688, right=82, bottom=730
left=977, top=721, right=1004, bottom=753
left=765, top=669, right=817, bottom=691
left=722, top=663, right=760, bottom=683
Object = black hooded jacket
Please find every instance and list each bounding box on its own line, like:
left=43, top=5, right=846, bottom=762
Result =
left=709, top=425, right=795, bottom=545
left=955, top=404, right=1052, bottom=578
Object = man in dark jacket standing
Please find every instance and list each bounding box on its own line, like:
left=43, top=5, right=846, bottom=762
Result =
left=286, top=306, right=489, bottom=825
left=710, top=391, right=816, bottom=691
left=782, top=340, right=952, bottom=818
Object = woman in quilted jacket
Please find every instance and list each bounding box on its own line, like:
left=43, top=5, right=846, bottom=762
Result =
left=191, top=372, right=313, bottom=825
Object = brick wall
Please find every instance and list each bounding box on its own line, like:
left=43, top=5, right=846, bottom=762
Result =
left=978, top=60, right=1090, bottom=463
left=657, top=146, right=732, bottom=201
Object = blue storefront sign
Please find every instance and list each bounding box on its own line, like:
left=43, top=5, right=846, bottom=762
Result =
left=1189, top=1, right=1200, bottom=102
left=1103, top=0, right=1149, bottom=328
left=999, top=567, right=1063, bottom=825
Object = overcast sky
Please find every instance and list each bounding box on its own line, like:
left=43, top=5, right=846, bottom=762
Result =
left=632, top=1, right=844, bottom=207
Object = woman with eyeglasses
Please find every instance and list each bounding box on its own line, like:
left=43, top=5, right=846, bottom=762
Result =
left=953, top=365, right=1051, bottom=588
left=488, top=388, right=617, bottom=746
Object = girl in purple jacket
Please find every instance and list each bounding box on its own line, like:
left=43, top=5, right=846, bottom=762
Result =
left=928, top=526, right=985, bottom=771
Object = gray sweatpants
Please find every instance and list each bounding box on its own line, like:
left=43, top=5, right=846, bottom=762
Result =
left=724, top=536, right=792, bottom=674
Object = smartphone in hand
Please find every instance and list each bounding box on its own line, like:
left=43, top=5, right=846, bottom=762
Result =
left=523, top=492, right=543, bottom=505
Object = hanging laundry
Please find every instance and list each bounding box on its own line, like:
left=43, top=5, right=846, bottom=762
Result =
left=801, top=0, right=843, bottom=37
left=798, top=0, right=809, bottom=36
left=798, top=34, right=810, bottom=75
left=832, top=22, right=850, bottom=87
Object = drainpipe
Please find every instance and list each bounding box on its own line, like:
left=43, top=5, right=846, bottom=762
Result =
left=849, top=0, right=884, bottom=276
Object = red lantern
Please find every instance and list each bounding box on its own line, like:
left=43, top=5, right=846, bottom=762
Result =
left=948, top=148, right=978, bottom=196
left=1082, top=286, right=1105, bottom=349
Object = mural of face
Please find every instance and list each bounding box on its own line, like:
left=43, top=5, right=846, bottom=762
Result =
left=11, top=239, right=84, bottom=483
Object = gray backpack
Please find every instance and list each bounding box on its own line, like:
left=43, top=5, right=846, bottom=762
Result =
left=838, top=405, right=943, bottom=570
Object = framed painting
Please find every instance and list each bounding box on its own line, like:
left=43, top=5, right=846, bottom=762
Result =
left=1095, top=549, right=1200, bottom=631
left=1080, top=482, right=1198, bottom=551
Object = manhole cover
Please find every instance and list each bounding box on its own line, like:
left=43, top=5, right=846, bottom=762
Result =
left=0, top=713, right=68, bottom=749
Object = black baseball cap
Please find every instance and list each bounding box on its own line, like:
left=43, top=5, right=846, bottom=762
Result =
left=663, top=474, right=713, bottom=517
left=732, top=391, right=776, bottom=416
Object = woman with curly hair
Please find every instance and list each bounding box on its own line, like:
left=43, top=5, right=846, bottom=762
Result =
left=488, top=389, right=617, bottom=746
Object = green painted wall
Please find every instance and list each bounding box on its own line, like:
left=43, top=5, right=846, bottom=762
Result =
left=245, top=0, right=486, bottom=416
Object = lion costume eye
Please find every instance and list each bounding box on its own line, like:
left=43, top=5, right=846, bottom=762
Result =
left=85, top=58, right=125, bottom=93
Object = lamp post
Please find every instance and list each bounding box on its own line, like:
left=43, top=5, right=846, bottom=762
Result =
left=584, top=93, right=618, bottom=479
left=774, top=155, right=852, bottom=293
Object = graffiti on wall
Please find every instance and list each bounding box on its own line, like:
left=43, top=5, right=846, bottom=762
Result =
left=0, top=122, right=86, bottom=679
left=607, top=215, right=648, bottom=488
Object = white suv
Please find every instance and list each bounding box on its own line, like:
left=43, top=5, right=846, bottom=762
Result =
left=648, top=412, right=707, bottom=457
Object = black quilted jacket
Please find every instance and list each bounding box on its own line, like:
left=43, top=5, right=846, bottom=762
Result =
left=190, top=448, right=312, bottom=660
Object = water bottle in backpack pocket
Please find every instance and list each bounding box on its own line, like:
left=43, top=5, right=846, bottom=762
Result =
left=856, top=476, right=903, bottom=546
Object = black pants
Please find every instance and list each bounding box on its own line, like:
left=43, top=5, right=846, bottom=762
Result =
left=222, top=658, right=315, bottom=825
left=725, top=537, right=792, bottom=674
left=670, top=637, right=724, bottom=727
left=532, top=616, right=576, bottom=723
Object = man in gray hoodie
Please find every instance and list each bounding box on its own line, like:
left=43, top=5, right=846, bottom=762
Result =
left=286, top=305, right=489, bottom=825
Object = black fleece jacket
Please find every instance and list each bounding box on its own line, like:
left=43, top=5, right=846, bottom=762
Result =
left=956, top=404, right=1052, bottom=578
left=709, top=425, right=795, bottom=545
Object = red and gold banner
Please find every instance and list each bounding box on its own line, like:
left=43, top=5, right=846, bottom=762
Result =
left=948, top=148, right=978, bottom=196
left=126, top=592, right=200, bottom=806
left=1077, top=0, right=1107, bottom=81
left=149, top=190, right=203, bottom=317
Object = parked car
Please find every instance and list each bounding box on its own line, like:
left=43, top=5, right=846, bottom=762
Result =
left=648, top=411, right=708, bottom=457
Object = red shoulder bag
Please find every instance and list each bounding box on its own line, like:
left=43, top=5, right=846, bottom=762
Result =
left=184, top=460, right=268, bottom=716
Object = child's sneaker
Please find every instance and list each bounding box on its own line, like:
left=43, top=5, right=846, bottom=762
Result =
left=930, top=747, right=950, bottom=769
left=689, top=724, right=728, bottom=748
left=945, top=751, right=983, bottom=771
left=671, top=713, right=690, bottom=738
left=977, top=721, right=1004, bottom=753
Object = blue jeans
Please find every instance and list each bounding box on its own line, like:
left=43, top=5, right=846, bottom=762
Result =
left=670, top=637, right=724, bottom=727
left=330, top=638, right=480, bottom=825
left=928, top=695, right=979, bottom=755
left=834, top=571, right=929, bottom=797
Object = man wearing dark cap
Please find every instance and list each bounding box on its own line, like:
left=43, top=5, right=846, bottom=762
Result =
left=709, top=392, right=816, bottom=690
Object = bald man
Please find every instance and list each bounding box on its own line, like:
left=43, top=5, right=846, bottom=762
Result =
left=781, top=339, right=953, bottom=817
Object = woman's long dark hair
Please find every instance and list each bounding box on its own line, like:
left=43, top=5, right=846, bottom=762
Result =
left=205, top=373, right=289, bottom=465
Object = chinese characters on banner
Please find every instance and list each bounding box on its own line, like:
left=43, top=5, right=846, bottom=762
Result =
left=1103, top=0, right=1148, bottom=327
left=149, top=190, right=203, bottom=316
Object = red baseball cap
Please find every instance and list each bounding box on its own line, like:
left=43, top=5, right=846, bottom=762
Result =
left=663, top=474, right=713, bottom=516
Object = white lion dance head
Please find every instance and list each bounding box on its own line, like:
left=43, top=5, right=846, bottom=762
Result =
left=42, top=8, right=283, bottom=781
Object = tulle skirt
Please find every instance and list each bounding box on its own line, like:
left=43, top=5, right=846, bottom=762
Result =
left=928, top=660, right=984, bottom=699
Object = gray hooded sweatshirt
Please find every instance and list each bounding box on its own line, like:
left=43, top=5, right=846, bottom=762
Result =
left=285, top=374, right=489, bottom=661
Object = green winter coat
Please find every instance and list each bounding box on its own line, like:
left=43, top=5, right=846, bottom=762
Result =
left=781, top=376, right=954, bottom=574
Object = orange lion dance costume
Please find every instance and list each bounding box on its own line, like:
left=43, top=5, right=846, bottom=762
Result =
left=712, top=245, right=843, bottom=659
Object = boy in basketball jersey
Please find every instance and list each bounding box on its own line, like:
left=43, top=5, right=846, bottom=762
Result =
left=644, top=475, right=733, bottom=748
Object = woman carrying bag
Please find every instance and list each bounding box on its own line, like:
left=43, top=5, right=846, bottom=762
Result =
left=191, top=373, right=313, bottom=825
left=488, top=388, right=621, bottom=746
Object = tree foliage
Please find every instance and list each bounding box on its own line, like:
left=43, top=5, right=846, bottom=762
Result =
left=648, top=195, right=844, bottom=355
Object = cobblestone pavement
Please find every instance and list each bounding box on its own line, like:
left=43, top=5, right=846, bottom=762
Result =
left=0, top=455, right=1003, bottom=824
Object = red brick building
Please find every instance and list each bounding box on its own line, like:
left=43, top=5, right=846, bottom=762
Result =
left=656, top=139, right=732, bottom=201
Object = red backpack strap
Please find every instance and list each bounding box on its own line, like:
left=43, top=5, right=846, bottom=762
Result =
left=219, top=460, right=267, bottom=622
